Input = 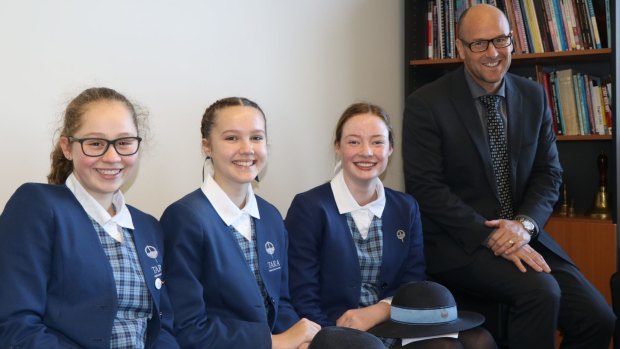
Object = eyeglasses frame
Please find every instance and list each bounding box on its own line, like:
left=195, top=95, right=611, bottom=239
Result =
left=67, top=136, right=142, bottom=157
left=460, top=34, right=513, bottom=53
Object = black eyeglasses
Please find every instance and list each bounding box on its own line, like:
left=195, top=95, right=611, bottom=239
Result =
left=461, top=35, right=512, bottom=53
left=68, top=136, right=142, bottom=157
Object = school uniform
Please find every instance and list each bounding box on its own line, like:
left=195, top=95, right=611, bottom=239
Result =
left=0, top=180, right=178, bottom=349
left=284, top=172, right=426, bottom=327
left=160, top=175, right=299, bottom=349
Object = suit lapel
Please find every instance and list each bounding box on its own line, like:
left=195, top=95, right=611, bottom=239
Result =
left=449, top=68, right=498, bottom=198
left=505, top=74, right=523, bottom=196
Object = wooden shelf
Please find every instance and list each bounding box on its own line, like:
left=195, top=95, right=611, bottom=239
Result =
left=410, top=48, right=612, bottom=66
left=556, top=135, right=612, bottom=141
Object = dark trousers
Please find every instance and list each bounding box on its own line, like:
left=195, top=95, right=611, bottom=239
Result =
left=431, top=242, right=615, bottom=349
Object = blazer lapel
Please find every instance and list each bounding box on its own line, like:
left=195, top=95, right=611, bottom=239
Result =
left=380, top=208, right=408, bottom=284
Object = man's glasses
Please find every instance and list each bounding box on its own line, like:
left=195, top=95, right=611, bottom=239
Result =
left=68, top=136, right=142, bottom=157
left=461, top=35, right=512, bottom=53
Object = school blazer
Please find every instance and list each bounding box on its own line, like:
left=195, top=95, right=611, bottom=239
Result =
left=0, top=183, right=179, bottom=349
left=284, top=183, right=426, bottom=326
left=403, top=66, right=569, bottom=274
left=160, top=189, right=299, bottom=349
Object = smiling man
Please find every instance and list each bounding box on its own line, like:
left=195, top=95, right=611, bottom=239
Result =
left=402, top=4, right=614, bottom=349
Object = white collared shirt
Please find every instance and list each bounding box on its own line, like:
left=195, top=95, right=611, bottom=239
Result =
left=330, top=170, right=386, bottom=239
left=65, top=173, right=134, bottom=242
left=200, top=174, right=260, bottom=241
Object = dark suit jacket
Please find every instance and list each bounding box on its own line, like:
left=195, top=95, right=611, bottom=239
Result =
left=403, top=66, right=568, bottom=274
left=160, top=189, right=299, bottom=349
left=0, top=183, right=179, bottom=349
left=285, top=183, right=425, bottom=326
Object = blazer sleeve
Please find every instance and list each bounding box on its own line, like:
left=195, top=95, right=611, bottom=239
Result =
left=153, top=284, right=181, bottom=348
left=514, top=82, right=563, bottom=227
left=284, top=193, right=333, bottom=327
left=161, top=202, right=271, bottom=349
left=0, top=185, right=81, bottom=349
left=271, top=223, right=301, bottom=333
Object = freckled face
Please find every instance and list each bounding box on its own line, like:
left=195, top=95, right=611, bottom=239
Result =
left=202, top=106, right=267, bottom=193
left=336, top=113, right=393, bottom=187
left=60, top=100, right=139, bottom=207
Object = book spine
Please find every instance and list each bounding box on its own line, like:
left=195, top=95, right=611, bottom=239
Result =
left=575, top=0, right=592, bottom=49
left=549, top=72, right=564, bottom=135
left=448, top=0, right=455, bottom=58
left=585, top=0, right=601, bottom=48
left=513, top=0, right=531, bottom=53
left=605, top=0, right=611, bottom=48
left=427, top=2, right=433, bottom=59
left=601, top=83, right=613, bottom=134
left=549, top=0, right=567, bottom=51
left=582, top=74, right=596, bottom=134
left=556, top=69, right=580, bottom=135
left=589, top=79, right=604, bottom=134
left=572, top=74, right=586, bottom=134
left=542, top=0, right=560, bottom=51
left=542, top=72, right=559, bottom=134
left=525, top=0, right=545, bottom=52
left=436, top=0, right=444, bottom=58
left=504, top=0, right=524, bottom=53
left=534, top=0, right=553, bottom=51
left=565, top=0, right=582, bottom=49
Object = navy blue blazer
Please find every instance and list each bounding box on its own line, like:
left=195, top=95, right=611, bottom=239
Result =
left=284, top=183, right=426, bottom=326
left=403, top=66, right=568, bottom=274
left=160, top=189, right=299, bottom=349
left=0, top=183, right=179, bottom=349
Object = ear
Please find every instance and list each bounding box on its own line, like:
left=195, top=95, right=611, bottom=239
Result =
left=334, top=141, right=342, bottom=158
left=388, top=144, right=394, bottom=157
left=59, top=136, right=73, bottom=161
left=455, top=39, right=465, bottom=60
left=201, top=138, right=211, bottom=158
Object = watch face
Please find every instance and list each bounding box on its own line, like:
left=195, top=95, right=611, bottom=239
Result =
left=521, top=219, right=534, bottom=231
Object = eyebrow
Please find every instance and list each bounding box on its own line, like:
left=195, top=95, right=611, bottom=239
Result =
left=75, top=132, right=137, bottom=138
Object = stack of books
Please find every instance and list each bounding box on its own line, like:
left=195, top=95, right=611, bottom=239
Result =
left=542, top=68, right=613, bottom=135
left=425, top=0, right=611, bottom=59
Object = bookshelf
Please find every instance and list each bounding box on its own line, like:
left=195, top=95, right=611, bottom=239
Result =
left=405, top=0, right=616, bottom=347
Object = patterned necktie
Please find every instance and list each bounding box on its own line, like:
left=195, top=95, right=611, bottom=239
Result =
left=479, top=95, right=514, bottom=219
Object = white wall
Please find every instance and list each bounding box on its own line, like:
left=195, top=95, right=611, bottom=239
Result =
left=0, top=1, right=404, bottom=217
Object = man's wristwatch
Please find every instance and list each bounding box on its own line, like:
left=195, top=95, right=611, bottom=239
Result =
left=517, top=217, right=537, bottom=237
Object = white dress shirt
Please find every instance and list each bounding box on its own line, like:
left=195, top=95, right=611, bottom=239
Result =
left=65, top=173, right=134, bottom=242
left=330, top=170, right=386, bottom=239
left=200, top=174, right=260, bottom=241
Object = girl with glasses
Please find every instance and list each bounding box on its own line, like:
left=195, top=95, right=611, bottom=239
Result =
left=0, top=87, right=179, bottom=349
left=161, top=97, right=320, bottom=349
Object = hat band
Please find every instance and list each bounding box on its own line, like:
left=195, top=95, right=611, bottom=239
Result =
left=391, top=305, right=458, bottom=325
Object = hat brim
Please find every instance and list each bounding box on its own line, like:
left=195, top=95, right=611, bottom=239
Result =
left=368, top=311, right=484, bottom=338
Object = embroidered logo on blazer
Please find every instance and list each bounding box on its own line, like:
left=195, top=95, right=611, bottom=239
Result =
left=265, top=241, right=281, bottom=272
left=144, top=245, right=163, bottom=288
